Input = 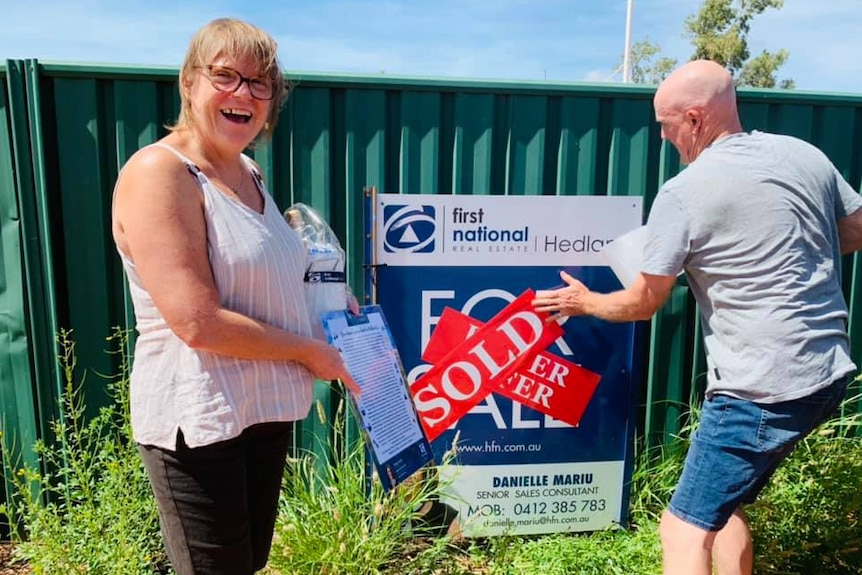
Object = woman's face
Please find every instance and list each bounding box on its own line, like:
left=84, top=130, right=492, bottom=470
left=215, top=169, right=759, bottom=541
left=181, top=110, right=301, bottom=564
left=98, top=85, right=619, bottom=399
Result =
left=185, top=52, right=273, bottom=150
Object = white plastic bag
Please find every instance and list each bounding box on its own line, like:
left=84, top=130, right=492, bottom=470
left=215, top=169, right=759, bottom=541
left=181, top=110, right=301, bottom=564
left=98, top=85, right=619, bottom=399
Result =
left=285, top=203, right=351, bottom=340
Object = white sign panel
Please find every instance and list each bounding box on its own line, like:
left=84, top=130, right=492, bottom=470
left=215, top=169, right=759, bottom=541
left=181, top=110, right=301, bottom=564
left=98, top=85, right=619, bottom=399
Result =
left=377, top=195, right=642, bottom=267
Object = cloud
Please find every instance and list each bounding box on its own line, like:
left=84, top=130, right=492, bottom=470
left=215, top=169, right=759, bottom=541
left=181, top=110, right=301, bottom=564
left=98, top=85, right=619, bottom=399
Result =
left=0, top=0, right=219, bottom=65
left=261, top=0, right=628, bottom=81
left=583, top=69, right=616, bottom=83
left=1, top=0, right=622, bottom=81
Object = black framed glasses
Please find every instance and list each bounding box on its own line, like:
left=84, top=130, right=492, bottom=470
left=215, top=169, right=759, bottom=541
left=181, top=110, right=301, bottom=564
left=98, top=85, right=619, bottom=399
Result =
left=199, top=65, right=275, bottom=100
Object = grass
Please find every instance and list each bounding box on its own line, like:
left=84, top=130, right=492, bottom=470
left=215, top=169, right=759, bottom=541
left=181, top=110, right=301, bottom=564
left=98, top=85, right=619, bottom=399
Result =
left=2, top=332, right=861, bottom=574
left=747, top=413, right=862, bottom=574
left=0, top=329, right=169, bottom=575
left=266, top=402, right=455, bottom=575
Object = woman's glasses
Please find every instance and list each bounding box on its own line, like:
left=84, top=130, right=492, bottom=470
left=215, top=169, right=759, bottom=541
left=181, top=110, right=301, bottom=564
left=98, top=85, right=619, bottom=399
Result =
left=200, top=65, right=274, bottom=100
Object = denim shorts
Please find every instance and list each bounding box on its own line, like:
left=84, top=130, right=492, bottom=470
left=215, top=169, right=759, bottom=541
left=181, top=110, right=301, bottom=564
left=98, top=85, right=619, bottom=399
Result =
left=667, top=375, right=850, bottom=531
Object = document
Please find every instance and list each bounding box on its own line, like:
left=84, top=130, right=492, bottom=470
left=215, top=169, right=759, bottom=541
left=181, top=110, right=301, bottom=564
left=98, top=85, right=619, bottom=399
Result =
left=599, top=225, right=647, bottom=289
left=321, top=306, right=433, bottom=490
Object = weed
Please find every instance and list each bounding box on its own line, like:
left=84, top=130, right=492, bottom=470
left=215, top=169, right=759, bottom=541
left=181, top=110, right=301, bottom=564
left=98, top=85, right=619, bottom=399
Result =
left=267, top=401, right=455, bottom=575
left=0, top=329, right=170, bottom=575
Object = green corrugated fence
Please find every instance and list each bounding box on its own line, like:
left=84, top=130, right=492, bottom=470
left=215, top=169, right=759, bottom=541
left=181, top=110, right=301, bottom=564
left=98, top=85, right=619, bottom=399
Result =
left=2, top=60, right=861, bottom=520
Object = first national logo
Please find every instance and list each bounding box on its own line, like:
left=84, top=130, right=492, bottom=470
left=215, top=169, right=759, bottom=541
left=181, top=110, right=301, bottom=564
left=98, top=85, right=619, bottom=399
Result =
left=383, top=205, right=437, bottom=253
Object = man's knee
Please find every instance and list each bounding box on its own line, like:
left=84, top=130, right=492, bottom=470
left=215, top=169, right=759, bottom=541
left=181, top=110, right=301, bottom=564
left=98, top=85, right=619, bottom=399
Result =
left=660, top=509, right=717, bottom=554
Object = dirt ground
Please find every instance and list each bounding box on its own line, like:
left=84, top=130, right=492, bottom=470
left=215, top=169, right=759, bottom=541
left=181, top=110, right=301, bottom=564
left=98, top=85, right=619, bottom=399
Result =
left=0, top=543, right=30, bottom=575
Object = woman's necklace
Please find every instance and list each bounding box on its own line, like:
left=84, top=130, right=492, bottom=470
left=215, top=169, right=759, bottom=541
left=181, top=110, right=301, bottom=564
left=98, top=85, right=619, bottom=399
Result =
left=229, top=166, right=246, bottom=197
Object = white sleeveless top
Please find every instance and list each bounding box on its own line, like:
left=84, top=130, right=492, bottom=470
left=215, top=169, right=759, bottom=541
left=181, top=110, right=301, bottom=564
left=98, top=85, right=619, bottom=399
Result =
left=117, top=143, right=314, bottom=449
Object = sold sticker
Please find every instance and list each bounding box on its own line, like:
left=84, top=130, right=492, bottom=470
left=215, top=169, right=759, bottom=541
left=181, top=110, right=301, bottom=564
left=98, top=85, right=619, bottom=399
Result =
left=419, top=298, right=601, bottom=434
left=408, top=290, right=565, bottom=442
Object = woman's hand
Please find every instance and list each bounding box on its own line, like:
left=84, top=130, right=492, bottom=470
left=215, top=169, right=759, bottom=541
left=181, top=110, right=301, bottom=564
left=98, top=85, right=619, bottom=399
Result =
left=303, top=340, right=362, bottom=395
left=346, top=290, right=360, bottom=315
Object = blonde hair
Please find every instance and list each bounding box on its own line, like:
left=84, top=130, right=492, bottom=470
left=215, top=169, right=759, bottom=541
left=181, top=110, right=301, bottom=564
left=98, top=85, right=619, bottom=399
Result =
left=171, top=18, right=287, bottom=140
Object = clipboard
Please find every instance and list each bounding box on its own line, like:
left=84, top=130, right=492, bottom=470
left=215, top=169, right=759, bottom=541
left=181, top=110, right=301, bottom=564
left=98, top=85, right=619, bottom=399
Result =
left=321, top=305, right=434, bottom=491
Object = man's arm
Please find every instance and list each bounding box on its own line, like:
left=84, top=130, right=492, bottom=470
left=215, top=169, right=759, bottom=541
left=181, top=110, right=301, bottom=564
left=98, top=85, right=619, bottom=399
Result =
left=839, top=207, right=862, bottom=254
left=532, top=270, right=677, bottom=322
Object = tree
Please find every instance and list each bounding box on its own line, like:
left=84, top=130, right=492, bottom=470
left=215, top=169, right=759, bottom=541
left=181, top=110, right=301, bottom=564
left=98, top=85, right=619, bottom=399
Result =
left=620, top=38, right=678, bottom=85
left=620, top=0, right=793, bottom=89
left=736, top=49, right=794, bottom=89
left=684, top=0, right=793, bottom=88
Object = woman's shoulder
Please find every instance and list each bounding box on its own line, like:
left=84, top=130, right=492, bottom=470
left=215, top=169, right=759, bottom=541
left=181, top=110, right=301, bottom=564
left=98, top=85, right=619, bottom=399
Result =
left=119, top=138, right=198, bottom=186
left=241, top=152, right=263, bottom=175
left=126, top=137, right=192, bottom=169
left=114, top=141, right=205, bottom=218
left=240, top=153, right=269, bottom=192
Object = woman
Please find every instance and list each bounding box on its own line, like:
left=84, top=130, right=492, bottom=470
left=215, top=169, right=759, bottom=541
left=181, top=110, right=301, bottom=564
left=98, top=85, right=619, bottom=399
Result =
left=111, top=18, right=358, bottom=575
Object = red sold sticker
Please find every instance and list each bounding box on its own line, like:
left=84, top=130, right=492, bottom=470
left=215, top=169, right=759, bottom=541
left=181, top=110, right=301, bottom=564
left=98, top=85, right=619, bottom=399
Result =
left=423, top=307, right=602, bottom=429
left=409, top=290, right=564, bottom=442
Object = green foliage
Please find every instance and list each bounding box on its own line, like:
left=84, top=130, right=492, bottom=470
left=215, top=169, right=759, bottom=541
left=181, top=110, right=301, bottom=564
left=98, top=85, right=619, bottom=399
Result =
left=267, top=402, right=455, bottom=575
left=620, top=38, right=678, bottom=85
left=625, top=0, right=794, bottom=88
left=0, top=329, right=170, bottom=575
left=429, top=527, right=663, bottom=575
left=737, top=49, right=794, bottom=88
left=629, top=436, right=688, bottom=524
left=684, top=0, right=793, bottom=88
left=747, top=407, right=862, bottom=574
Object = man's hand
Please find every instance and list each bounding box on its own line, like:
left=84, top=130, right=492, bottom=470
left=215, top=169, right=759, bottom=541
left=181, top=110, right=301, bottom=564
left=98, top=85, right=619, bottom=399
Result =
left=532, top=271, right=591, bottom=322
left=534, top=270, right=676, bottom=323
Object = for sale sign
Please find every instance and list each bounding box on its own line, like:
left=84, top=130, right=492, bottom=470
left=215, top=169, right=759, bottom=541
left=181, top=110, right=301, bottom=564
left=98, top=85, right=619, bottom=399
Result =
left=371, top=193, right=642, bottom=536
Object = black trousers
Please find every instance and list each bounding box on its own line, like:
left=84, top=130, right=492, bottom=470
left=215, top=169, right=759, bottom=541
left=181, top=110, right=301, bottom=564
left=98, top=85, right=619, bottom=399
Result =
left=138, top=422, right=294, bottom=575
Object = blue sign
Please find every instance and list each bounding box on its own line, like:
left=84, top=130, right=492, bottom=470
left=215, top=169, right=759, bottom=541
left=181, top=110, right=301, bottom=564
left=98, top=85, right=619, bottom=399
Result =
left=371, top=193, right=643, bottom=536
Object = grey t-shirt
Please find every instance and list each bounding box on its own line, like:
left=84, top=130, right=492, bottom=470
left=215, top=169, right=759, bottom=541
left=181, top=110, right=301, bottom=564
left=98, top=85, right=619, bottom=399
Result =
left=642, top=131, right=861, bottom=402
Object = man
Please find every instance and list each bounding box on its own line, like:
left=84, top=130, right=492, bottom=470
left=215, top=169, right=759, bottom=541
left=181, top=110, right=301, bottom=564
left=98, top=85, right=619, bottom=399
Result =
left=533, top=59, right=862, bottom=575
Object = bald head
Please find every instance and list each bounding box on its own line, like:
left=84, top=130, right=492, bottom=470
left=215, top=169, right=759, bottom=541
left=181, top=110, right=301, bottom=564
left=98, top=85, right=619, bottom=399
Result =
left=654, top=60, right=743, bottom=163
left=657, top=60, right=737, bottom=117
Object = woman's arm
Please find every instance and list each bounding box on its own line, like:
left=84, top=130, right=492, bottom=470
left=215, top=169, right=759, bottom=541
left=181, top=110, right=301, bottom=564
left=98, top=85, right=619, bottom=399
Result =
left=112, top=146, right=357, bottom=390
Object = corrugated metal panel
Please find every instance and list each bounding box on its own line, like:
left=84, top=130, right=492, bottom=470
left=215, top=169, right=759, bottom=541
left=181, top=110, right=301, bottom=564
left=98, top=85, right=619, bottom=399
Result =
left=20, top=60, right=68, bottom=428
left=0, top=63, right=41, bottom=536
left=2, top=63, right=862, bottom=496
left=644, top=285, right=693, bottom=447
left=2, top=60, right=63, bottom=468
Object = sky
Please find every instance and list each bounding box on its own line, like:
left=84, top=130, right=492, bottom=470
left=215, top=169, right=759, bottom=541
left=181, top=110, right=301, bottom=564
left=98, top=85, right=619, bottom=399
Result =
left=1, top=0, right=861, bottom=94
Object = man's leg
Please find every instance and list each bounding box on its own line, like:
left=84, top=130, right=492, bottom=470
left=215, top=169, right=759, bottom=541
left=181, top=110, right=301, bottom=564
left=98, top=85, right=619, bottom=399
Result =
left=712, top=508, right=753, bottom=575
left=659, top=509, right=716, bottom=575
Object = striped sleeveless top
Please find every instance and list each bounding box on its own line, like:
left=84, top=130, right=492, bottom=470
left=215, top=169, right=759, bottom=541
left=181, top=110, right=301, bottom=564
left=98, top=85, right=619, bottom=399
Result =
left=117, top=143, right=314, bottom=449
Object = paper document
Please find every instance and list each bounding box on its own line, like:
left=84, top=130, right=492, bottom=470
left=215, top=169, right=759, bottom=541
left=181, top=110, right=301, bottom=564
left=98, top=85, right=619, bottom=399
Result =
left=321, top=306, right=433, bottom=490
left=599, top=225, right=647, bottom=289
